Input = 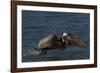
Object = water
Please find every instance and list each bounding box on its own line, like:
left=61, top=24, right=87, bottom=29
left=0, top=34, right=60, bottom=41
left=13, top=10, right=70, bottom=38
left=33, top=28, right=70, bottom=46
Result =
left=22, top=10, right=90, bottom=62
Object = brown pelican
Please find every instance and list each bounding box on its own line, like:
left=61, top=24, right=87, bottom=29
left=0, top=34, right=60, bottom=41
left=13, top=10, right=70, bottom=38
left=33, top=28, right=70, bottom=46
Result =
left=35, top=32, right=86, bottom=55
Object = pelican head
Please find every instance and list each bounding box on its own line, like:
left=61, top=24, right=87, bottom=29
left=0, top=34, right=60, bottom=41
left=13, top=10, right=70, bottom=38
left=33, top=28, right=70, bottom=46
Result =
left=62, top=32, right=69, bottom=42
left=62, top=32, right=68, bottom=37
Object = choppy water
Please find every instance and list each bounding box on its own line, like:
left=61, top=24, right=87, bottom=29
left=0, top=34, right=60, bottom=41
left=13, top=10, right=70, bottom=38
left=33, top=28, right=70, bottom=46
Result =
left=22, top=10, right=90, bottom=62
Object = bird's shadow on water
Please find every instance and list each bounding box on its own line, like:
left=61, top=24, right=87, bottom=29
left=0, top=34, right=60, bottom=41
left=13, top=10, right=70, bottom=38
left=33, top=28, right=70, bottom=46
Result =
left=22, top=46, right=90, bottom=62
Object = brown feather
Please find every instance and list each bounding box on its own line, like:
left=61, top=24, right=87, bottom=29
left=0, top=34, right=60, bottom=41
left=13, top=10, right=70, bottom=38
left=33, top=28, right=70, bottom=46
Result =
left=64, top=33, right=86, bottom=48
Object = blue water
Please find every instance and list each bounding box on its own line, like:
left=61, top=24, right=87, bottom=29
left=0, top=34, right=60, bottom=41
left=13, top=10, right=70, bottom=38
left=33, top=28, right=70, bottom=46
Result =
left=22, top=10, right=90, bottom=62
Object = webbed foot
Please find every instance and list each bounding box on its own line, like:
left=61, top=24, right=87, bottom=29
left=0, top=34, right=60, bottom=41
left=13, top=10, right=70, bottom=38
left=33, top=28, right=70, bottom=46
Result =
left=39, top=51, right=47, bottom=55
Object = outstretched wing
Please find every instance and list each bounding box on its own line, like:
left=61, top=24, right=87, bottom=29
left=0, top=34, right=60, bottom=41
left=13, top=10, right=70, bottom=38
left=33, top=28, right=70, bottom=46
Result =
left=37, top=34, right=56, bottom=49
left=66, top=34, right=86, bottom=48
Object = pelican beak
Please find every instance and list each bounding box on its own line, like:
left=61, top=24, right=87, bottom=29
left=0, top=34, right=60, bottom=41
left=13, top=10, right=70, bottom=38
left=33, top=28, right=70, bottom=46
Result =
left=62, top=38, right=65, bottom=42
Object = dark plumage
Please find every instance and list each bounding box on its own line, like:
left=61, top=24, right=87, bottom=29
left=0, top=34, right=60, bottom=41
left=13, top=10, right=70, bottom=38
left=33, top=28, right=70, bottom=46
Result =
left=36, top=32, right=86, bottom=55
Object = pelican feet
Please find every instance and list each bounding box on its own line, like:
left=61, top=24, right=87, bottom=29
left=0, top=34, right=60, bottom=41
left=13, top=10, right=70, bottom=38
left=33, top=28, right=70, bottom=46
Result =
left=39, top=50, right=47, bottom=55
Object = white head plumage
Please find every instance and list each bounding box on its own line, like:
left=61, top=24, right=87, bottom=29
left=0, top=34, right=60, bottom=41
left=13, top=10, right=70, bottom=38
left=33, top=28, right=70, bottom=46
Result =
left=62, top=32, right=68, bottom=37
left=62, top=32, right=68, bottom=42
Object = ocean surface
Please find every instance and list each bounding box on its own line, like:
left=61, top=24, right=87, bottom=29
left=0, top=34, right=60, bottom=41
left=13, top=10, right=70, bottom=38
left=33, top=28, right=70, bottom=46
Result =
left=22, top=10, right=90, bottom=62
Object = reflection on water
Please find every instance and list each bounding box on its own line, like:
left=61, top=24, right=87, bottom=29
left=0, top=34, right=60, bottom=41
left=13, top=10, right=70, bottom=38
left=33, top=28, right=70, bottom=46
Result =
left=23, top=48, right=89, bottom=62
left=22, top=10, right=90, bottom=62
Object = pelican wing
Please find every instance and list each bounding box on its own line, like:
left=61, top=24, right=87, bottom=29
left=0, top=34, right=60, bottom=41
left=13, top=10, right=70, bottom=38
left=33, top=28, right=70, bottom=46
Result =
left=66, top=34, right=86, bottom=48
left=38, top=34, right=55, bottom=49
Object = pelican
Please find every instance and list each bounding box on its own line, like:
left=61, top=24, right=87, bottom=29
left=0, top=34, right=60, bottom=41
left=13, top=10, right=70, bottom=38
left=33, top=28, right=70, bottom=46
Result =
left=35, top=32, right=86, bottom=55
